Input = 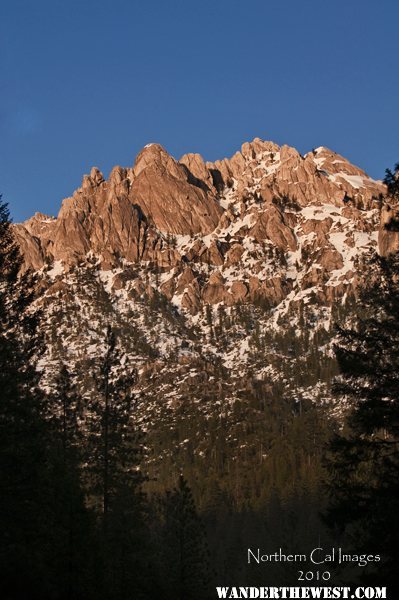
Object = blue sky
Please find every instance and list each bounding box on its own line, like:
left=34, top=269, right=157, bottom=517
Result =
left=1, top=0, right=398, bottom=222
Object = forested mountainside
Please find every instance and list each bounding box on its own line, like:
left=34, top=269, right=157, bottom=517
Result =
left=4, top=139, right=399, bottom=598
left=13, top=138, right=395, bottom=492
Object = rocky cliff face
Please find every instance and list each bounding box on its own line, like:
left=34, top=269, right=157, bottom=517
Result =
left=378, top=203, right=399, bottom=256
left=15, top=138, right=388, bottom=314
left=14, top=137, right=397, bottom=484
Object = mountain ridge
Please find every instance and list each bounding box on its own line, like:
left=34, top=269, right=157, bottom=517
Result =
left=14, top=137, right=390, bottom=317
left=12, top=136, right=399, bottom=499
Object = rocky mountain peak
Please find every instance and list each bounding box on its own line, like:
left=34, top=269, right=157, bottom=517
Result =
left=133, top=143, right=180, bottom=178
left=82, top=167, right=105, bottom=190
left=9, top=140, right=397, bottom=556
left=14, top=137, right=392, bottom=317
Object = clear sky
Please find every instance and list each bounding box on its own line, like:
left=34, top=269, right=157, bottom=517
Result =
left=1, top=0, right=398, bottom=222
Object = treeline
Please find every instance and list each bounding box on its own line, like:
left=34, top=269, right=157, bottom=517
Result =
left=0, top=200, right=212, bottom=600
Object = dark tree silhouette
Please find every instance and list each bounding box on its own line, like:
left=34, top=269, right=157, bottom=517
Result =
left=384, top=162, right=399, bottom=199
left=0, top=198, right=52, bottom=598
left=0, top=199, right=95, bottom=600
left=326, top=251, right=399, bottom=591
left=160, top=475, right=211, bottom=600
left=84, top=325, right=148, bottom=599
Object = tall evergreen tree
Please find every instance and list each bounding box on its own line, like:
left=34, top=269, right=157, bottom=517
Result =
left=326, top=251, right=399, bottom=591
left=160, top=475, right=211, bottom=600
left=47, top=361, right=98, bottom=600
left=0, top=199, right=95, bottom=600
left=47, top=362, right=82, bottom=459
left=84, top=325, right=148, bottom=599
left=0, top=199, right=52, bottom=598
left=383, top=162, right=399, bottom=199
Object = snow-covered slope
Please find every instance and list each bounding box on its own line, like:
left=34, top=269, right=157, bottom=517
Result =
left=14, top=137, right=393, bottom=483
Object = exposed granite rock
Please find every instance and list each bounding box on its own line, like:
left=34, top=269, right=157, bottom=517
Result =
left=131, top=144, right=222, bottom=235
left=250, top=206, right=297, bottom=251
left=378, top=203, right=399, bottom=256
left=13, top=138, right=389, bottom=316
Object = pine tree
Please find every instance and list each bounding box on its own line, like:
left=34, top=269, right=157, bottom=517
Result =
left=0, top=199, right=96, bottom=599
left=160, top=475, right=211, bottom=600
left=84, top=327, right=142, bottom=519
left=47, top=361, right=98, bottom=600
left=325, top=252, right=399, bottom=590
left=0, top=199, right=52, bottom=597
left=383, top=162, right=399, bottom=199
left=84, top=325, right=148, bottom=599
left=48, top=362, right=82, bottom=459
